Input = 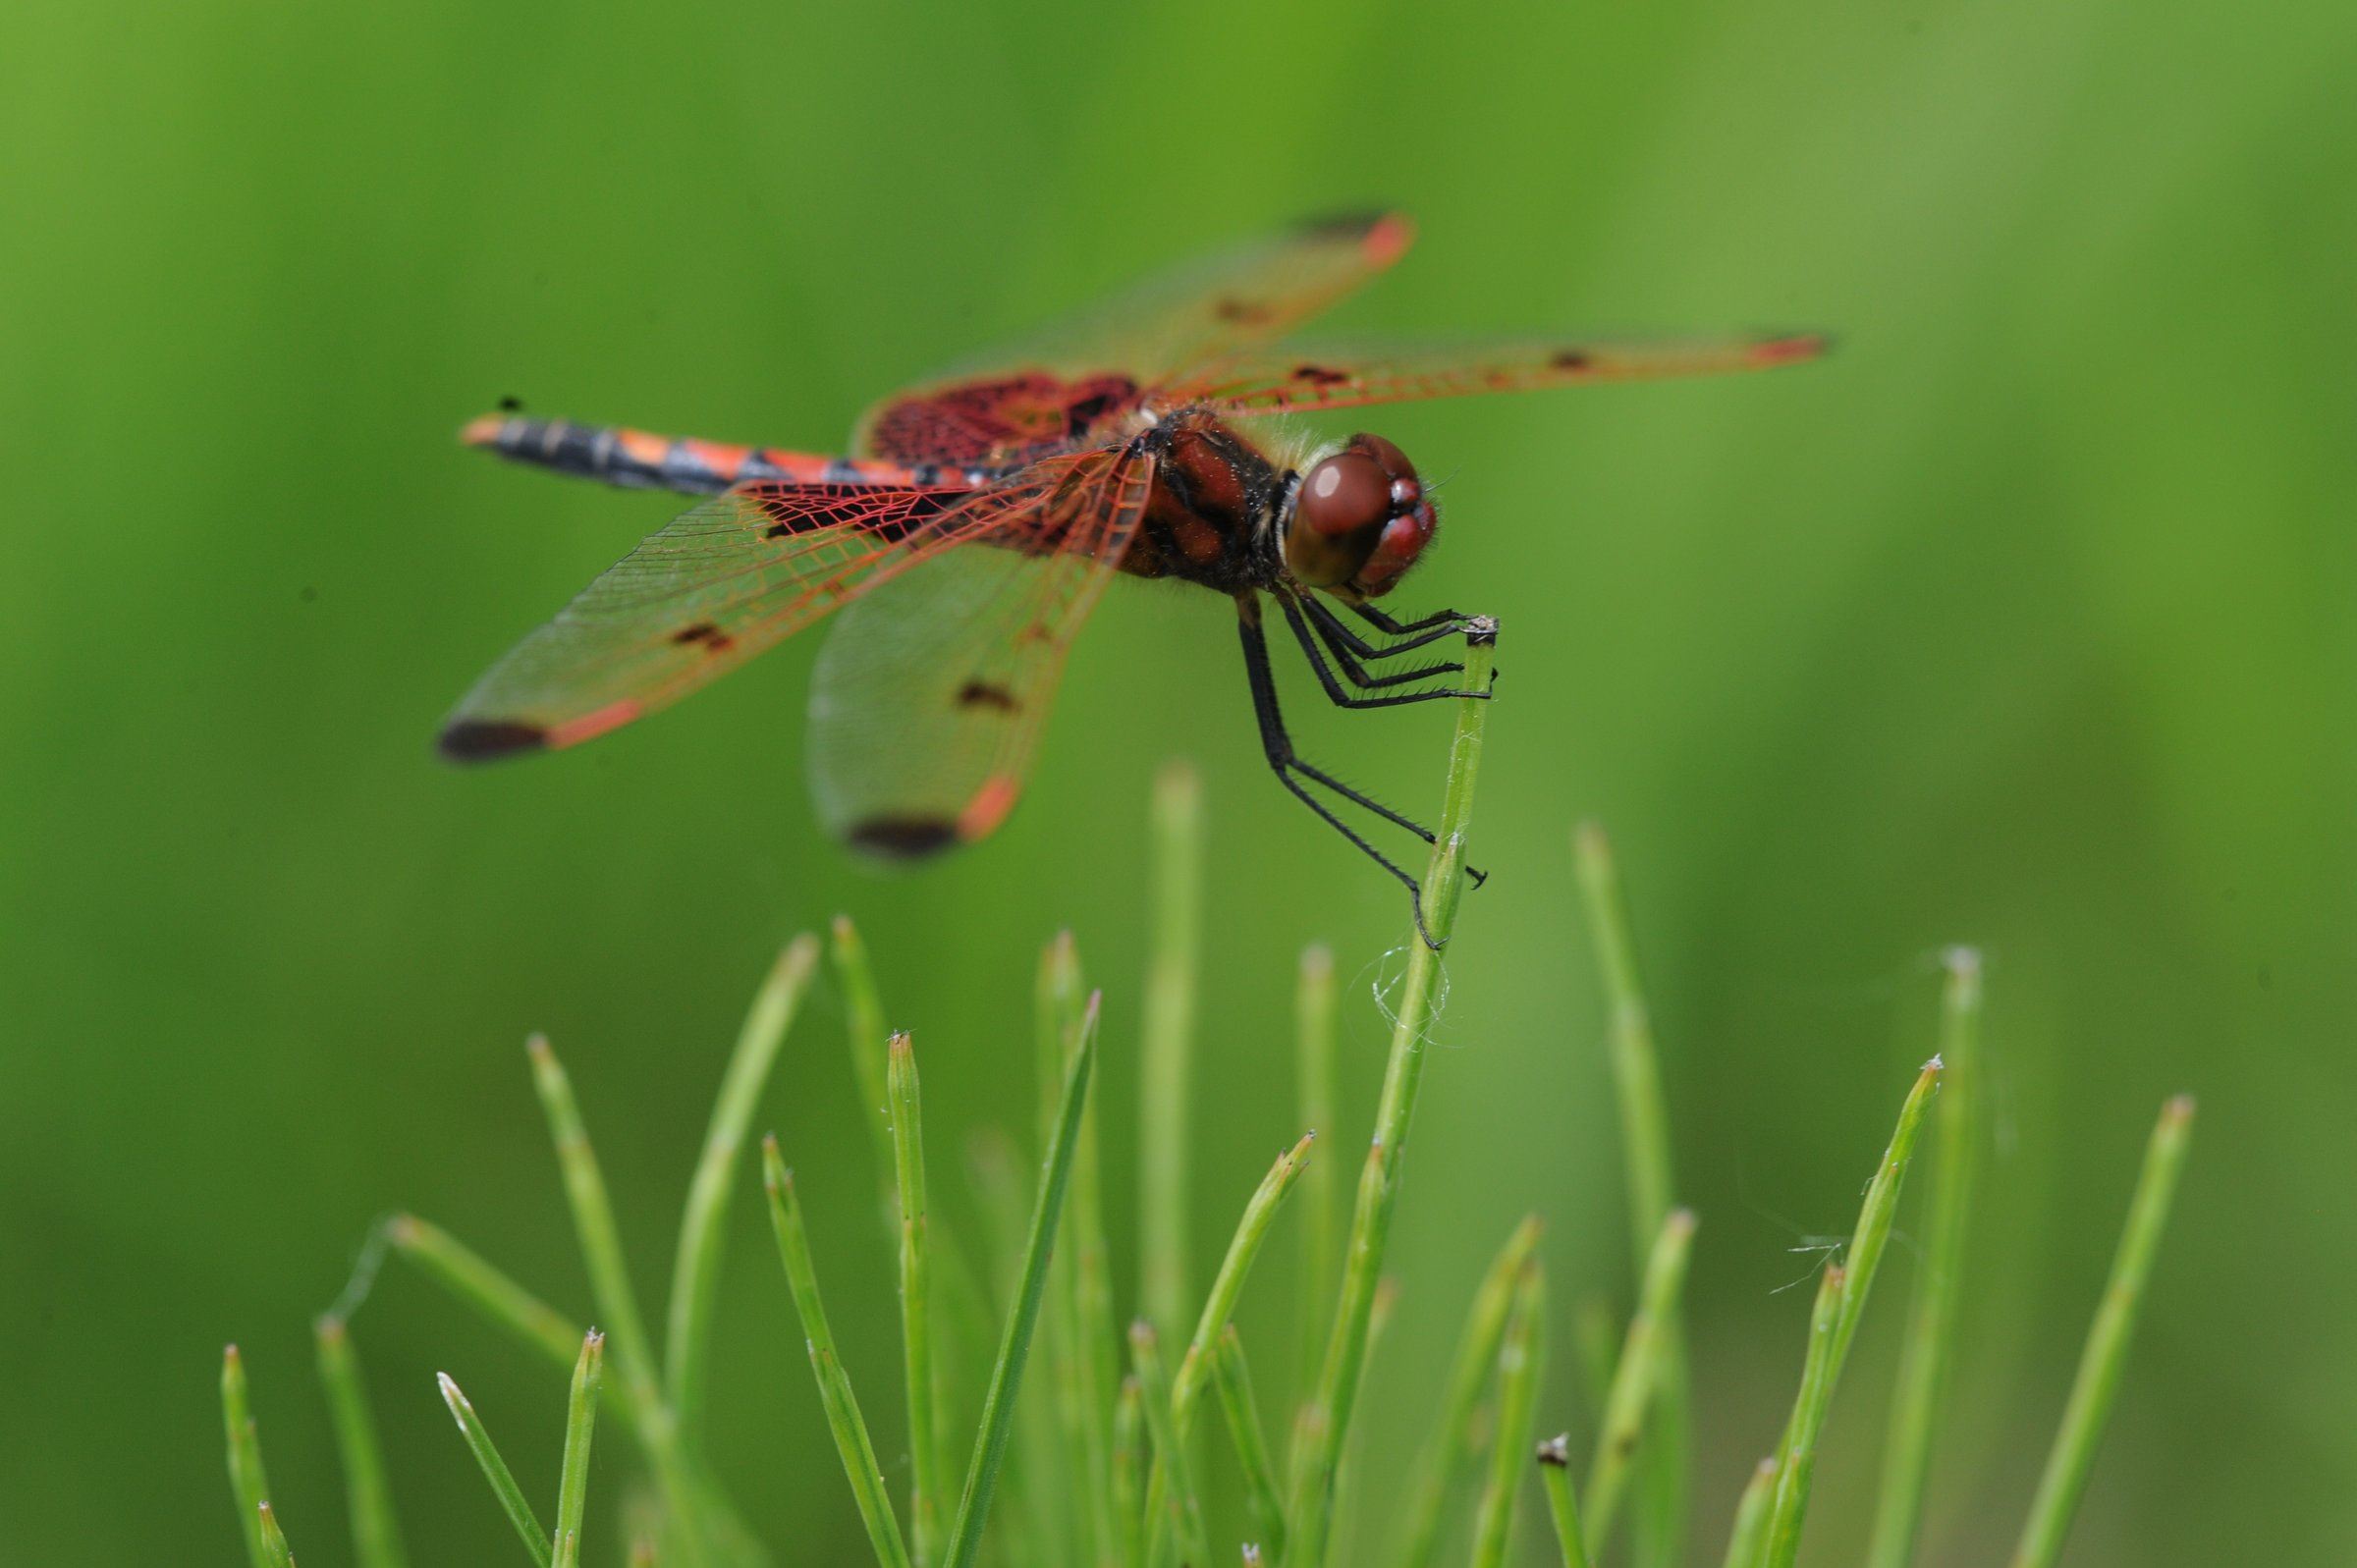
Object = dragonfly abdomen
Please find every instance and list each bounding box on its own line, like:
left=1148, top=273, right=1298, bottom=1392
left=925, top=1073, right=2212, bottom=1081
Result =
left=461, top=413, right=976, bottom=495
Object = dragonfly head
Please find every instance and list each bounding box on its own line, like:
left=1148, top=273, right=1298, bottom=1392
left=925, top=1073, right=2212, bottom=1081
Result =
left=1284, top=433, right=1438, bottom=600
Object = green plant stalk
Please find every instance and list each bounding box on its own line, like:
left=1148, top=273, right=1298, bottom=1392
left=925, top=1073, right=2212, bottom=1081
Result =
left=1389, top=1214, right=1543, bottom=1568
left=1040, top=933, right=1118, bottom=1568
left=1718, top=1459, right=1778, bottom=1568
left=762, top=1141, right=915, bottom=1568
left=1535, top=1439, right=1592, bottom=1568
left=387, top=1215, right=585, bottom=1374
left=1581, top=1210, right=1698, bottom=1555
left=2008, top=1096, right=2196, bottom=1568
left=315, top=1316, right=410, bottom=1568
left=669, top=936, right=819, bottom=1436
left=1386, top=1207, right=1536, bottom=1565
left=830, top=915, right=898, bottom=1188
left=526, top=1037, right=665, bottom=1426
left=258, top=1501, right=298, bottom=1568
left=1467, top=1263, right=1547, bottom=1568
left=1212, top=1327, right=1288, bottom=1561
left=1827, top=1059, right=1946, bottom=1383
left=970, top=1130, right=1070, bottom=1568
left=1864, top=948, right=1984, bottom=1568
left=888, top=1033, right=944, bottom=1568
left=1143, top=1131, right=1317, bottom=1564
left=942, top=994, right=1101, bottom=1568
left=1130, top=1322, right=1211, bottom=1568
left=1293, top=943, right=1339, bottom=1390
left=1330, top=1278, right=1399, bottom=1565
left=437, top=1372, right=554, bottom=1568
left=1139, top=760, right=1203, bottom=1339
left=553, top=1330, right=605, bottom=1568
left=1572, top=821, right=1684, bottom=1568
left=1113, top=1378, right=1147, bottom=1568
left=222, top=1345, right=275, bottom=1568
left=1289, top=622, right=1497, bottom=1568
left=1759, top=1265, right=1846, bottom=1568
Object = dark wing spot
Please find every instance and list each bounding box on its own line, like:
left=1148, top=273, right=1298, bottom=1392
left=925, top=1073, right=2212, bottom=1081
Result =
left=498, top=394, right=524, bottom=411
left=955, top=680, right=1020, bottom=713
left=764, top=521, right=793, bottom=538
left=670, top=622, right=734, bottom=652
left=1295, top=210, right=1387, bottom=240
left=847, top=816, right=960, bottom=859
left=1550, top=350, right=1592, bottom=371
left=1214, top=297, right=1277, bottom=325
left=1291, top=364, right=1350, bottom=386
left=439, top=720, right=548, bottom=762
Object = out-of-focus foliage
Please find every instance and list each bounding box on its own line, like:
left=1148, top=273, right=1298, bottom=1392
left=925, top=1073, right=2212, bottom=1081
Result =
left=1, top=0, right=2350, bottom=1561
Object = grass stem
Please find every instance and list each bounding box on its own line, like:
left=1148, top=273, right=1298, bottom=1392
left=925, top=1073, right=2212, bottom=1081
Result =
left=762, top=1140, right=915, bottom=1568
left=1130, top=1322, right=1211, bottom=1568
left=1467, top=1262, right=1547, bottom=1568
left=553, top=1330, right=605, bottom=1568
left=1760, top=1266, right=1845, bottom=1568
left=668, top=936, right=819, bottom=1436
left=1581, top=1211, right=1698, bottom=1554
left=943, top=993, right=1101, bottom=1568
left=888, top=1033, right=944, bottom=1567
left=1140, top=761, right=1204, bottom=1338
left=1535, top=1438, right=1591, bottom=1568
left=1718, top=1459, right=1778, bottom=1568
left=315, top=1316, right=409, bottom=1568
left=1212, top=1326, right=1288, bottom=1561
left=1294, top=943, right=1339, bottom=1390
left=436, top=1372, right=554, bottom=1567
left=2008, top=1096, right=2196, bottom=1568
left=258, top=1501, right=298, bottom=1568
left=830, top=915, right=898, bottom=1190
left=222, top=1344, right=275, bottom=1568
left=1864, top=949, right=1983, bottom=1568
left=387, top=1215, right=584, bottom=1374
left=1289, top=622, right=1497, bottom=1568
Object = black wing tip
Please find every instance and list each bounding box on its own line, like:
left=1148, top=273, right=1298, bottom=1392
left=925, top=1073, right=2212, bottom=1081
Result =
left=845, top=816, right=960, bottom=860
left=1294, top=208, right=1415, bottom=257
left=439, top=719, right=548, bottom=763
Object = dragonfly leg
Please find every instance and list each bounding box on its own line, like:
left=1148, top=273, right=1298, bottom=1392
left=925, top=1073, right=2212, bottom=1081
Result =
left=1350, top=601, right=1473, bottom=637
left=1237, top=600, right=1482, bottom=946
left=1314, top=597, right=1472, bottom=660
left=1277, top=591, right=1491, bottom=707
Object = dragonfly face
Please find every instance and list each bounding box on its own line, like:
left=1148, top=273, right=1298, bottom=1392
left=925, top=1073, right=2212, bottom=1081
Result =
left=1284, top=432, right=1437, bottom=601
left=446, top=210, right=1825, bottom=941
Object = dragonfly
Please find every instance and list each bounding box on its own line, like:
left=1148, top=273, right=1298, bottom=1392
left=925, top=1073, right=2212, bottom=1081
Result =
left=444, top=212, right=1823, bottom=941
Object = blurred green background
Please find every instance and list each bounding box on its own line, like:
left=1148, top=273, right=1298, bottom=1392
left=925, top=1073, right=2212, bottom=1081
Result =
left=4, top=0, right=2352, bottom=1561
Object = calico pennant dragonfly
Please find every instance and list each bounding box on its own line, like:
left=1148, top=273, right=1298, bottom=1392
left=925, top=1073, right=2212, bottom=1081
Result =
left=445, top=212, right=1822, bottom=939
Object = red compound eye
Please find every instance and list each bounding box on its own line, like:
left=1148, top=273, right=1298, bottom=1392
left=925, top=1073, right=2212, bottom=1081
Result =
left=1297, top=450, right=1392, bottom=538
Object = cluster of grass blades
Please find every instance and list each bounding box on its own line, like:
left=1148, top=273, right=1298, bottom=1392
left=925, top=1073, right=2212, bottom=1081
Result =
left=223, top=621, right=2194, bottom=1567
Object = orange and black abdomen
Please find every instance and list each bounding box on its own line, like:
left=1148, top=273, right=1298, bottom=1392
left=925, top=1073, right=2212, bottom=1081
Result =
left=461, top=413, right=983, bottom=495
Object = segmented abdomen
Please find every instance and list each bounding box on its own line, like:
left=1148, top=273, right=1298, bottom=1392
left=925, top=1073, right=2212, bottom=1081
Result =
left=462, top=413, right=1002, bottom=495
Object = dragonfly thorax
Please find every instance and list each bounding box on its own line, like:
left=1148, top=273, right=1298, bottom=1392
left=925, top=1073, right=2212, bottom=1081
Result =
left=1283, top=433, right=1438, bottom=600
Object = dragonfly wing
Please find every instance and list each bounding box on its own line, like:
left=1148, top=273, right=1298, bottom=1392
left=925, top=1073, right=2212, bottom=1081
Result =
left=854, top=211, right=1414, bottom=466
left=439, top=476, right=1040, bottom=760
left=1177, top=331, right=1828, bottom=417
left=806, top=444, right=1157, bottom=856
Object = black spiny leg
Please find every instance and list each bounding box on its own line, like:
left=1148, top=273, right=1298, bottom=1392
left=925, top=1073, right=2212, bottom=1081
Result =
left=1350, top=601, right=1471, bottom=637
left=1237, top=596, right=1478, bottom=946
left=1287, top=593, right=1471, bottom=693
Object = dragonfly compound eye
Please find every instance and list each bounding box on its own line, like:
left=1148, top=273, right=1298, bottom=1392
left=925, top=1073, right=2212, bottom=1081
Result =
left=1298, top=450, right=1393, bottom=540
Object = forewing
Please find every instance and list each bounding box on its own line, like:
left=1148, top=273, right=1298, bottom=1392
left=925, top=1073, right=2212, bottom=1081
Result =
left=854, top=212, right=1414, bottom=465
left=806, top=444, right=1157, bottom=856
left=1176, top=331, right=1829, bottom=417
left=438, top=478, right=1038, bottom=760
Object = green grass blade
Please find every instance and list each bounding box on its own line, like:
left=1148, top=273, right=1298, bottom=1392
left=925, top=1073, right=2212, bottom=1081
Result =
left=315, top=1316, right=410, bottom=1568
left=1139, top=760, right=1203, bottom=1338
left=1290, top=622, right=1497, bottom=1568
left=1293, top=943, right=1339, bottom=1390
left=437, top=1372, right=555, bottom=1567
left=1717, top=1459, right=1777, bottom=1568
left=1759, top=1264, right=1846, bottom=1568
left=1130, top=1322, right=1211, bottom=1568
left=1113, top=1377, right=1147, bottom=1568
left=1865, top=948, right=1984, bottom=1568
left=554, top=1330, right=605, bottom=1568
left=1572, top=822, right=1684, bottom=1568
left=1827, top=1059, right=1946, bottom=1381
left=762, top=1139, right=916, bottom=1568
left=1467, top=1262, right=1546, bottom=1568
left=1212, top=1326, right=1288, bottom=1562
left=2008, top=1096, right=2196, bottom=1568
left=888, top=1033, right=945, bottom=1568
left=943, top=992, right=1101, bottom=1568
left=1390, top=1214, right=1543, bottom=1568
left=387, top=1215, right=584, bottom=1372
left=1038, top=931, right=1118, bottom=1568
left=222, top=1344, right=275, bottom=1568
left=1535, top=1438, right=1592, bottom=1568
left=970, top=1129, right=1070, bottom=1568
left=527, top=1036, right=665, bottom=1428
left=668, top=936, right=819, bottom=1436
left=1581, top=1210, right=1698, bottom=1554
left=830, top=915, right=898, bottom=1187
left=258, top=1501, right=298, bottom=1568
